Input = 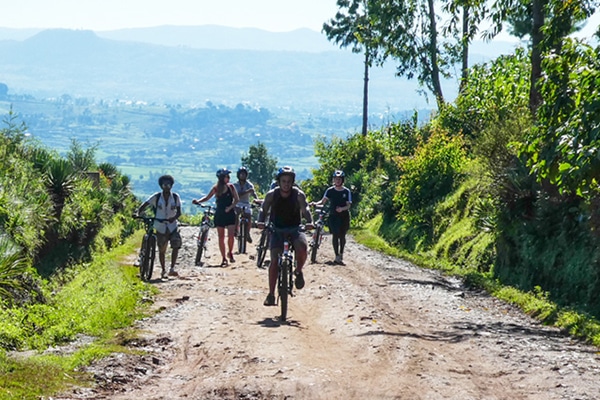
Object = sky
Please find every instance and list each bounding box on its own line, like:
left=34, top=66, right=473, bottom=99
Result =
left=0, top=0, right=597, bottom=40
left=0, top=0, right=340, bottom=32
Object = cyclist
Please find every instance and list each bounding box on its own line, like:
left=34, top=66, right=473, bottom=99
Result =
left=310, top=170, right=352, bottom=265
left=233, top=166, right=257, bottom=243
left=192, top=168, right=239, bottom=266
left=257, top=166, right=313, bottom=306
left=136, top=174, right=182, bottom=279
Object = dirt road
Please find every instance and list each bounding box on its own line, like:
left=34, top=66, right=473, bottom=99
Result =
left=64, top=226, right=600, bottom=399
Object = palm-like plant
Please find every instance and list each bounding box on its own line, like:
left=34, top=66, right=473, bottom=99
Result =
left=0, top=235, right=29, bottom=305
left=45, top=158, right=76, bottom=221
left=98, top=162, right=119, bottom=180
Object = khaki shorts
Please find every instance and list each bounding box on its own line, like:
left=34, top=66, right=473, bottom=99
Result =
left=157, top=229, right=182, bottom=253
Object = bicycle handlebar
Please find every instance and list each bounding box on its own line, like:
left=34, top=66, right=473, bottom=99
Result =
left=194, top=203, right=215, bottom=213
left=133, top=215, right=167, bottom=223
left=265, top=223, right=307, bottom=234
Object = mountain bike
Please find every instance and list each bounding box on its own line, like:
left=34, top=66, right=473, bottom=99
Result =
left=194, top=203, right=215, bottom=266
left=268, top=224, right=304, bottom=322
left=133, top=215, right=165, bottom=282
left=309, top=205, right=327, bottom=264
left=236, top=204, right=255, bottom=254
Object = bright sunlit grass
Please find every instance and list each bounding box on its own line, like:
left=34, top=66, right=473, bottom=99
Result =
left=0, top=231, right=156, bottom=399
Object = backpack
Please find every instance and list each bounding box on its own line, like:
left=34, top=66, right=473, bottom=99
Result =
left=150, top=191, right=180, bottom=214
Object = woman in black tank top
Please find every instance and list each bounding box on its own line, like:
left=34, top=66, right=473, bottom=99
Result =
left=192, top=168, right=239, bottom=266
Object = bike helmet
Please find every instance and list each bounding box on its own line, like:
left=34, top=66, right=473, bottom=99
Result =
left=332, top=170, right=345, bottom=178
left=237, top=166, right=248, bottom=179
left=216, top=168, right=231, bottom=178
left=276, top=166, right=295, bottom=181
left=158, top=174, right=175, bottom=186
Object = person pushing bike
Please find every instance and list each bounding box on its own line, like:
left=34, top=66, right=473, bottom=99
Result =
left=310, top=170, right=352, bottom=265
left=257, top=166, right=313, bottom=306
left=192, top=168, right=239, bottom=267
left=135, top=174, right=182, bottom=279
left=233, top=166, right=257, bottom=243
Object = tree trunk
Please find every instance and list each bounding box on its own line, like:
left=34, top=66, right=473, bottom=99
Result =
left=362, top=50, right=370, bottom=136
left=427, top=0, right=445, bottom=108
left=460, top=4, right=470, bottom=94
left=529, top=0, right=544, bottom=113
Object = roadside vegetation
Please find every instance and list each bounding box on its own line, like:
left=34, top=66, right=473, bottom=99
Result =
left=2, top=1, right=600, bottom=398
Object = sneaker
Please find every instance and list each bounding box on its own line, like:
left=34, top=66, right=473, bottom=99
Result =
left=168, top=268, right=178, bottom=277
left=161, top=268, right=168, bottom=279
left=294, top=270, right=305, bottom=290
left=263, top=293, right=276, bottom=306
left=334, top=255, right=341, bottom=264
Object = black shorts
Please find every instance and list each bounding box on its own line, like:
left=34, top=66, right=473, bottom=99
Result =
left=328, top=213, right=350, bottom=235
left=214, top=208, right=236, bottom=227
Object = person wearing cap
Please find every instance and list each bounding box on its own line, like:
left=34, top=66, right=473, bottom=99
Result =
left=257, top=166, right=313, bottom=307
left=192, top=168, right=239, bottom=267
left=233, top=166, right=257, bottom=244
left=136, top=174, right=182, bottom=279
left=310, top=170, right=352, bottom=265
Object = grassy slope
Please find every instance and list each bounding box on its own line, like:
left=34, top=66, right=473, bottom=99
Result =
left=0, top=231, right=156, bottom=400
left=354, top=215, right=600, bottom=348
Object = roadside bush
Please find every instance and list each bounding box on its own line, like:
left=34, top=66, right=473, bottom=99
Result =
left=437, top=48, right=530, bottom=146
left=305, top=117, right=420, bottom=226
left=393, top=128, right=467, bottom=244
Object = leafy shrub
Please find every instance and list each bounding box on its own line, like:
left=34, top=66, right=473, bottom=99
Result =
left=437, top=48, right=530, bottom=146
left=304, top=116, right=420, bottom=226
left=393, top=128, right=467, bottom=242
left=520, top=39, right=600, bottom=198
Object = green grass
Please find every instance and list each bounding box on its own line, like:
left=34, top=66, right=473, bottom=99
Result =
left=353, top=214, right=600, bottom=348
left=0, top=230, right=157, bottom=399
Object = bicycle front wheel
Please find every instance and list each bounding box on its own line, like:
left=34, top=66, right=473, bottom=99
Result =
left=140, top=234, right=155, bottom=282
left=147, top=235, right=156, bottom=280
left=195, top=230, right=208, bottom=266
left=237, top=220, right=246, bottom=254
left=310, top=226, right=322, bottom=264
left=256, top=229, right=268, bottom=268
left=278, top=257, right=290, bottom=322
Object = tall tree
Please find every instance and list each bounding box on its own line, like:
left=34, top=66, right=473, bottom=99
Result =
left=371, top=0, right=452, bottom=109
left=240, top=142, right=277, bottom=194
left=443, top=0, right=488, bottom=93
left=486, top=0, right=597, bottom=112
left=323, top=0, right=380, bottom=136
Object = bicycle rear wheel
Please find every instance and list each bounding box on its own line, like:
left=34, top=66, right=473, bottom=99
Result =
left=256, top=229, right=268, bottom=268
left=310, top=226, right=322, bottom=264
left=278, top=258, right=290, bottom=322
left=195, top=230, right=208, bottom=266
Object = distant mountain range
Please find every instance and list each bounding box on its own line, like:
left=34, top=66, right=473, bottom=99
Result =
left=0, top=26, right=520, bottom=116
